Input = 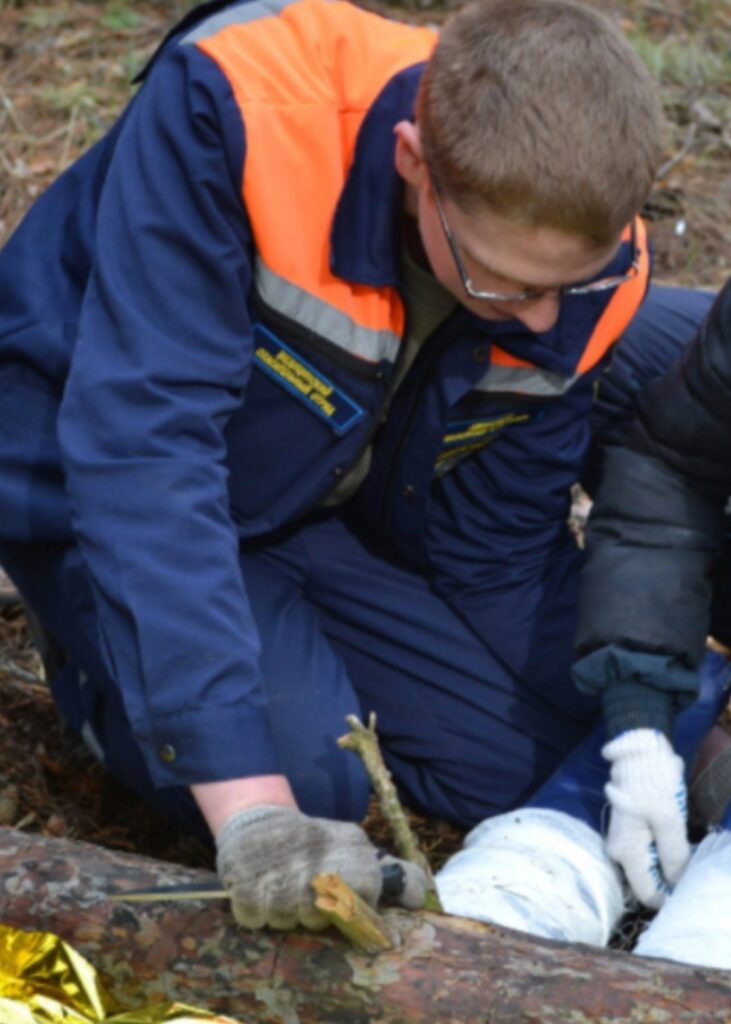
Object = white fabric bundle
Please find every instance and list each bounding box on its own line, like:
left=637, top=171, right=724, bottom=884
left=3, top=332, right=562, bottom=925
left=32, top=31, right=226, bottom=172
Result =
left=435, top=808, right=625, bottom=946
left=634, top=830, right=731, bottom=969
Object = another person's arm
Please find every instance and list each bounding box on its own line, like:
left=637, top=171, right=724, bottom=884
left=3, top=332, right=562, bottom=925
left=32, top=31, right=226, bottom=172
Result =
left=574, top=280, right=731, bottom=906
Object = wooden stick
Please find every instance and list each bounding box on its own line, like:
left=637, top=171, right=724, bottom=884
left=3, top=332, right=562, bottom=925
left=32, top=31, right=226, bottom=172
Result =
left=312, top=872, right=395, bottom=953
left=338, top=712, right=442, bottom=911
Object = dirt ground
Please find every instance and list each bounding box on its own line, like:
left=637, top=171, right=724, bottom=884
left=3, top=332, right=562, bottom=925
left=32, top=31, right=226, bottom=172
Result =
left=2, top=0, right=731, bottom=283
left=0, top=0, right=730, bottom=948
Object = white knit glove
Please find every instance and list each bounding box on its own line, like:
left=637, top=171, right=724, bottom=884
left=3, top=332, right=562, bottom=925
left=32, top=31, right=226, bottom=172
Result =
left=602, top=729, right=691, bottom=910
left=216, top=805, right=427, bottom=930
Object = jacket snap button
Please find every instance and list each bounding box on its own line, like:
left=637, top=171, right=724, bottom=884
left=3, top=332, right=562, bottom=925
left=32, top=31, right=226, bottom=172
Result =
left=402, top=484, right=415, bottom=498
left=333, top=466, right=344, bottom=477
left=158, top=743, right=176, bottom=764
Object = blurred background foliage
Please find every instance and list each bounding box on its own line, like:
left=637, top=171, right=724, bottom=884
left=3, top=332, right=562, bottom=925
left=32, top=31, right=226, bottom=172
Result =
left=0, top=0, right=730, bottom=284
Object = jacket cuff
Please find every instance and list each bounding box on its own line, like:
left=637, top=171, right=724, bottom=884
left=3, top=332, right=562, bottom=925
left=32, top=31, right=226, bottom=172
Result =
left=601, top=681, right=675, bottom=740
left=573, top=643, right=700, bottom=740
left=135, top=704, right=281, bottom=788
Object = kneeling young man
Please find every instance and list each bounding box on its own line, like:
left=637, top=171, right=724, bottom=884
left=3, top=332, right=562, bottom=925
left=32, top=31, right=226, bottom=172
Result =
left=0, top=0, right=704, bottom=928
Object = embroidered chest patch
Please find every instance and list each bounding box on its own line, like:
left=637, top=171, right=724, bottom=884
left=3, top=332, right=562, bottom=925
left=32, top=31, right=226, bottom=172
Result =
left=434, top=411, right=534, bottom=477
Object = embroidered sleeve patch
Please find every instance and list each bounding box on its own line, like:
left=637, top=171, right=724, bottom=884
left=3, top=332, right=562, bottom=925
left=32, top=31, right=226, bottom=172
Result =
left=253, top=323, right=366, bottom=436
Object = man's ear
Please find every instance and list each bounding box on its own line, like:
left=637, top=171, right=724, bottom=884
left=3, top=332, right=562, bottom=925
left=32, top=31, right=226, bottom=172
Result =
left=394, top=121, right=427, bottom=188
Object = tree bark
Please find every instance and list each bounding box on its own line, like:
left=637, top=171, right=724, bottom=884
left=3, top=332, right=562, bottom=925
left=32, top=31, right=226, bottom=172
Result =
left=1, top=828, right=730, bottom=1023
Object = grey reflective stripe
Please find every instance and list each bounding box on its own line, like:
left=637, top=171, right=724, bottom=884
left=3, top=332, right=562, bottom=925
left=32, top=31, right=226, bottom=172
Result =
left=474, top=364, right=579, bottom=396
left=181, top=0, right=303, bottom=44
left=256, top=261, right=402, bottom=364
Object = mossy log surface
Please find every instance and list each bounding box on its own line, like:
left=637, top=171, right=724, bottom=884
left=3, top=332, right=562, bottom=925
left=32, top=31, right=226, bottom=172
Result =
left=1, top=828, right=730, bottom=1023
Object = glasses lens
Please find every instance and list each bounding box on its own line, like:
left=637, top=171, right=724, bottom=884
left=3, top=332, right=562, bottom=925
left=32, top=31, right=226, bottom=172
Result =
left=434, top=177, right=638, bottom=303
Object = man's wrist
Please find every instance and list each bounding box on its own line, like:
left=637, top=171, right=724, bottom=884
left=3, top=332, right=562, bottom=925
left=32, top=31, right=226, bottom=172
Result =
left=191, top=775, right=297, bottom=837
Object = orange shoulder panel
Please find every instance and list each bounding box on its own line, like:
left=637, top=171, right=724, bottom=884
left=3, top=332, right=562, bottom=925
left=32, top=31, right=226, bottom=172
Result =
left=196, top=0, right=436, bottom=338
left=490, top=217, right=650, bottom=374
left=576, top=216, right=650, bottom=374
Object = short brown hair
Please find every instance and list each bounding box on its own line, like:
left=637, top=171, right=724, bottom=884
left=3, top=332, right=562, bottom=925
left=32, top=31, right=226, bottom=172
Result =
left=417, top=0, right=663, bottom=245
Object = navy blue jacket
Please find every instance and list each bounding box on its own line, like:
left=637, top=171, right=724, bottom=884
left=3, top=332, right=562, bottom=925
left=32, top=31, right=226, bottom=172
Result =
left=0, top=0, right=643, bottom=787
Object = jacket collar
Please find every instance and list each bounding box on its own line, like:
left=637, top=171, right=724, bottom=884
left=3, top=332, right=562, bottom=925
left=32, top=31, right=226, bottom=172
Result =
left=331, top=63, right=423, bottom=288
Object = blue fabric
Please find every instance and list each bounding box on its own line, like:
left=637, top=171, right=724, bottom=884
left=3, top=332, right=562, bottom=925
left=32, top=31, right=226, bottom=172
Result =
left=0, top=25, right=639, bottom=792
left=720, top=797, right=731, bottom=830
left=0, top=284, right=714, bottom=829
left=263, top=514, right=597, bottom=826
left=0, top=534, right=370, bottom=830
left=0, top=513, right=597, bottom=830
left=583, top=284, right=716, bottom=498
left=589, top=285, right=717, bottom=458
left=0, top=0, right=712, bottom=805
left=528, top=649, right=731, bottom=832
left=6, top=507, right=726, bottom=834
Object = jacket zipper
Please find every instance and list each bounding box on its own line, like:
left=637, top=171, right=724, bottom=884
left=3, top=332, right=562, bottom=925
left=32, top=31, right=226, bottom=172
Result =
left=311, top=305, right=414, bottom=509
left=376, top=313, right=459, bottom=537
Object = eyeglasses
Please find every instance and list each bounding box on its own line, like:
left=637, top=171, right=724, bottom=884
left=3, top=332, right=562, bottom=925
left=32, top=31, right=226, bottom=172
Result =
left=432, top=184, right=641, bottom=304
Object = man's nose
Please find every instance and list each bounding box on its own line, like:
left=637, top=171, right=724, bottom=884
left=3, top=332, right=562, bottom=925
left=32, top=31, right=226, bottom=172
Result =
left=512, top=293, right=561, bottom=333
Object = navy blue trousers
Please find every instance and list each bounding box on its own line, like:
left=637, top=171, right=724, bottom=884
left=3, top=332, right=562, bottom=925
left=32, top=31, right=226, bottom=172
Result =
left=0, top=285, right=718, bottom=835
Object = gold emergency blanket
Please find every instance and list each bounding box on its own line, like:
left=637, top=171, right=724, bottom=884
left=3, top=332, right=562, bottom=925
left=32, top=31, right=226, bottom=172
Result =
left=0, top=923, right=241, bottom=1024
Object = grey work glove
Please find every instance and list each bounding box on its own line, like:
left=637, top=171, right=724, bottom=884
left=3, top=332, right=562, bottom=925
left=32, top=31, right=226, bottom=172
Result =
left=215, top=804, right=428, bottom=930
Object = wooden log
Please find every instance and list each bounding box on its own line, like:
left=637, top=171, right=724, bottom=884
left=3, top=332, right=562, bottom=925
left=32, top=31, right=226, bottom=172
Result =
left=1, top=827, right=730, bottom=1023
